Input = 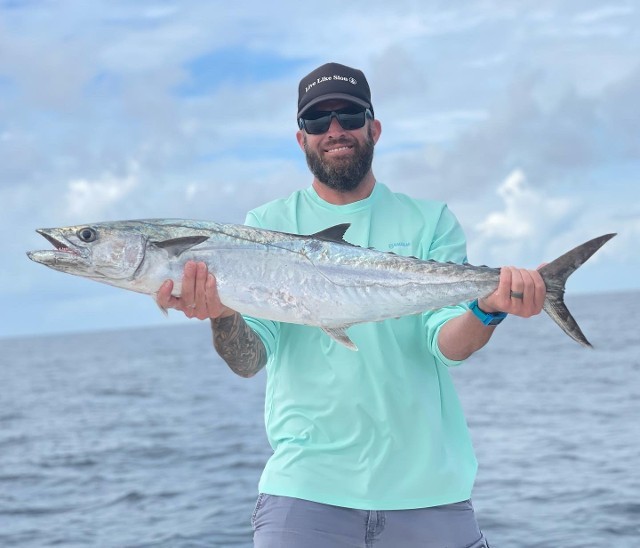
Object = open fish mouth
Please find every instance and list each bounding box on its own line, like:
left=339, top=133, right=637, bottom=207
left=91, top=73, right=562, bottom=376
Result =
left=36, top=230, right=81, bottom=255
left=27, top=228, right=88, bottom=268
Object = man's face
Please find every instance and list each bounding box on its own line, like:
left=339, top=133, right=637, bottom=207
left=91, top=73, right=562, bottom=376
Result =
left=297, top=100, right=380, bottom=192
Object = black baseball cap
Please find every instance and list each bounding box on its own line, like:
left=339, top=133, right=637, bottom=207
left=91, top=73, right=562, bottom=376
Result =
left=297, top=62, right=373, bottom=118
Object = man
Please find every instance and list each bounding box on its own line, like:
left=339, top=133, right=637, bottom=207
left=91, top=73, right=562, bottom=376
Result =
left=157, top=62, right=545, bottom=547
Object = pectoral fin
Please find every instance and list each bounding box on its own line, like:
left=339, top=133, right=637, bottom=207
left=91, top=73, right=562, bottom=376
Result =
left=151, top=236, right=209, bottom=257
left=154, top=296, right=169, bottom=317
left=322, top=327, right=358, bottom=351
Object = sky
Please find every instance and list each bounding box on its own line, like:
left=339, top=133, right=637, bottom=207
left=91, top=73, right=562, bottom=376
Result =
left=2, top=0, right=639, bottom=339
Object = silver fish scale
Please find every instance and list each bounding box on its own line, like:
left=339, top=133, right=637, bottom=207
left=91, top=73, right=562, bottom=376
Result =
left=200, top=230, right=500, bottom=327
left=106, top=220, right=500, bottom=327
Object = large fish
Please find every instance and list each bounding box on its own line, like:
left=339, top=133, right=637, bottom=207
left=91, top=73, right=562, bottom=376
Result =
left=27, top=219, right=615, bottom=349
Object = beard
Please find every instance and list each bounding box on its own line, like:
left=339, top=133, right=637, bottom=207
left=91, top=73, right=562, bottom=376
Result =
left=303, top=126, right=375, bottom=193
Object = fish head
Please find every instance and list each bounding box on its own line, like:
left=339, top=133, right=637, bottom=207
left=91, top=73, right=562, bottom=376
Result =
left=27, top=223, right=147, bottom=282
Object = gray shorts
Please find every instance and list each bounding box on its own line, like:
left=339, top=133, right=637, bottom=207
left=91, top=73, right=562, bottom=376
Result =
left=252, top=493, right=490, bottom=548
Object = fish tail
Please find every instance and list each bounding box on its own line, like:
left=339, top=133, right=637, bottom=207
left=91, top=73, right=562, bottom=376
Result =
left=539, top=233, right=616, bottom=347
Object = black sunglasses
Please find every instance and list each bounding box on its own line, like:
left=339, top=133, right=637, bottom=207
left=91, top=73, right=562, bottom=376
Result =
left=298, top=107, right=373, bottom=135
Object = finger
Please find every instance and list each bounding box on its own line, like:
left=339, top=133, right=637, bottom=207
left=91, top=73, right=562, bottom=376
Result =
left=510, top=269, right=546, bottom=317
left=496, top=266, right=514, bottom=310
left=510, top=267, right=525, bottom=299
left=508, top=267, right=525, bottom=312
left=193, top=262, right=209, bottom=320
left=517, top=269, right=535, bottom=316
left=480, top=266, right=512, bottom=312
left=181, top=261, right=198, bottom=317
left=156, top=279, right=183, bottom=310
left=156, top=280, right=173, bottom=307
left=531, top=269, right=546, bottom=313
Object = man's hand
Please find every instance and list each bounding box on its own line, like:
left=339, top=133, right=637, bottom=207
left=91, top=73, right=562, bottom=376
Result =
left=156, top=260, right=234, bottom=320
left=156, top=261, right=266, bottom=377
left=438, top=265, right=547, bottom=361
left=479, top=266, right=546, bottom=317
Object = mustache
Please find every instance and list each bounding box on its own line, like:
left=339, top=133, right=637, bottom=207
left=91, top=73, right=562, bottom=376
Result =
left=323, top=136, right=357, bottom=147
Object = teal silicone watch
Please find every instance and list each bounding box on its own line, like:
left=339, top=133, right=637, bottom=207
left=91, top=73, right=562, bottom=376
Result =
left=468, top=299, right=508, bottom=326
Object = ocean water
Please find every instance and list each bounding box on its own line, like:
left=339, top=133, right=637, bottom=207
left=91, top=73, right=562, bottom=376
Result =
left=1, top=291, right=639, bottom=547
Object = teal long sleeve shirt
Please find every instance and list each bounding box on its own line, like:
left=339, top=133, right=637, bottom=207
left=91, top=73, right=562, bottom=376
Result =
left=243, top=182, right=476, bottom=510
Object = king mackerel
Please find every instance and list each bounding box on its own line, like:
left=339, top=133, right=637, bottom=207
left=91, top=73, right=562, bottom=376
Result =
left=27, top=217, right=614, bottom=350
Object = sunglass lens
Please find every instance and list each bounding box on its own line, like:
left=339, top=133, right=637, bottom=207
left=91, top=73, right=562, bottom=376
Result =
left=301, top=109, right=368, bottom=134
left=338, top=112, right=366, bottom=130
left=303, top=116, right=331, bottom=134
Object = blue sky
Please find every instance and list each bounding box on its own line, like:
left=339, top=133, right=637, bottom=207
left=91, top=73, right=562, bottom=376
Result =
left=2, top=0, right=639, bottom=339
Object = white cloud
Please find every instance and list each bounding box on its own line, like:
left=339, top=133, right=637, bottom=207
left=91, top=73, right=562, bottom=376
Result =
left=575, top=5, right=635, bottom=24
left=65, top=165, right=139, bottom=219
left=464, top=169, right=581, bottom=269
left=475, top=169, right=573, bottom=240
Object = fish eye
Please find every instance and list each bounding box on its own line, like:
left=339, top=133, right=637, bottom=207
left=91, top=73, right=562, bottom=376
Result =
left=77, top=227, right=97, bottom=242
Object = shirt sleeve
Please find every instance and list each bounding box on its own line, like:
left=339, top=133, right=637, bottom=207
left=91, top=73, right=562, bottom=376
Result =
left=421, top=205, right=470, bottom=367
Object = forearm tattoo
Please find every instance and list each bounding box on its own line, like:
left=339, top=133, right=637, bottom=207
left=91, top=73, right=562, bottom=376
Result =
left=210, top=313, right=267, bottom=377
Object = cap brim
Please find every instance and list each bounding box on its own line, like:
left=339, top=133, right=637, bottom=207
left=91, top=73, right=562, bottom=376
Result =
left=297, top=93, right=371, bottom=118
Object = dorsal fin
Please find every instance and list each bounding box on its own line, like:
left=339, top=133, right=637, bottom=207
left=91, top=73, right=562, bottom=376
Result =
left=310, top=223, right=351, bottom=244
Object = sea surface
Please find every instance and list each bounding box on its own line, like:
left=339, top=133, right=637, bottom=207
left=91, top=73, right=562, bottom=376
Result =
left=1, top=291, right=639, bottom=547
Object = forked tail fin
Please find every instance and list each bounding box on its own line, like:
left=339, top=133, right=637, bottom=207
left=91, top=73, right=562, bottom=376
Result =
left=539, top=233, right=616, bottom=347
